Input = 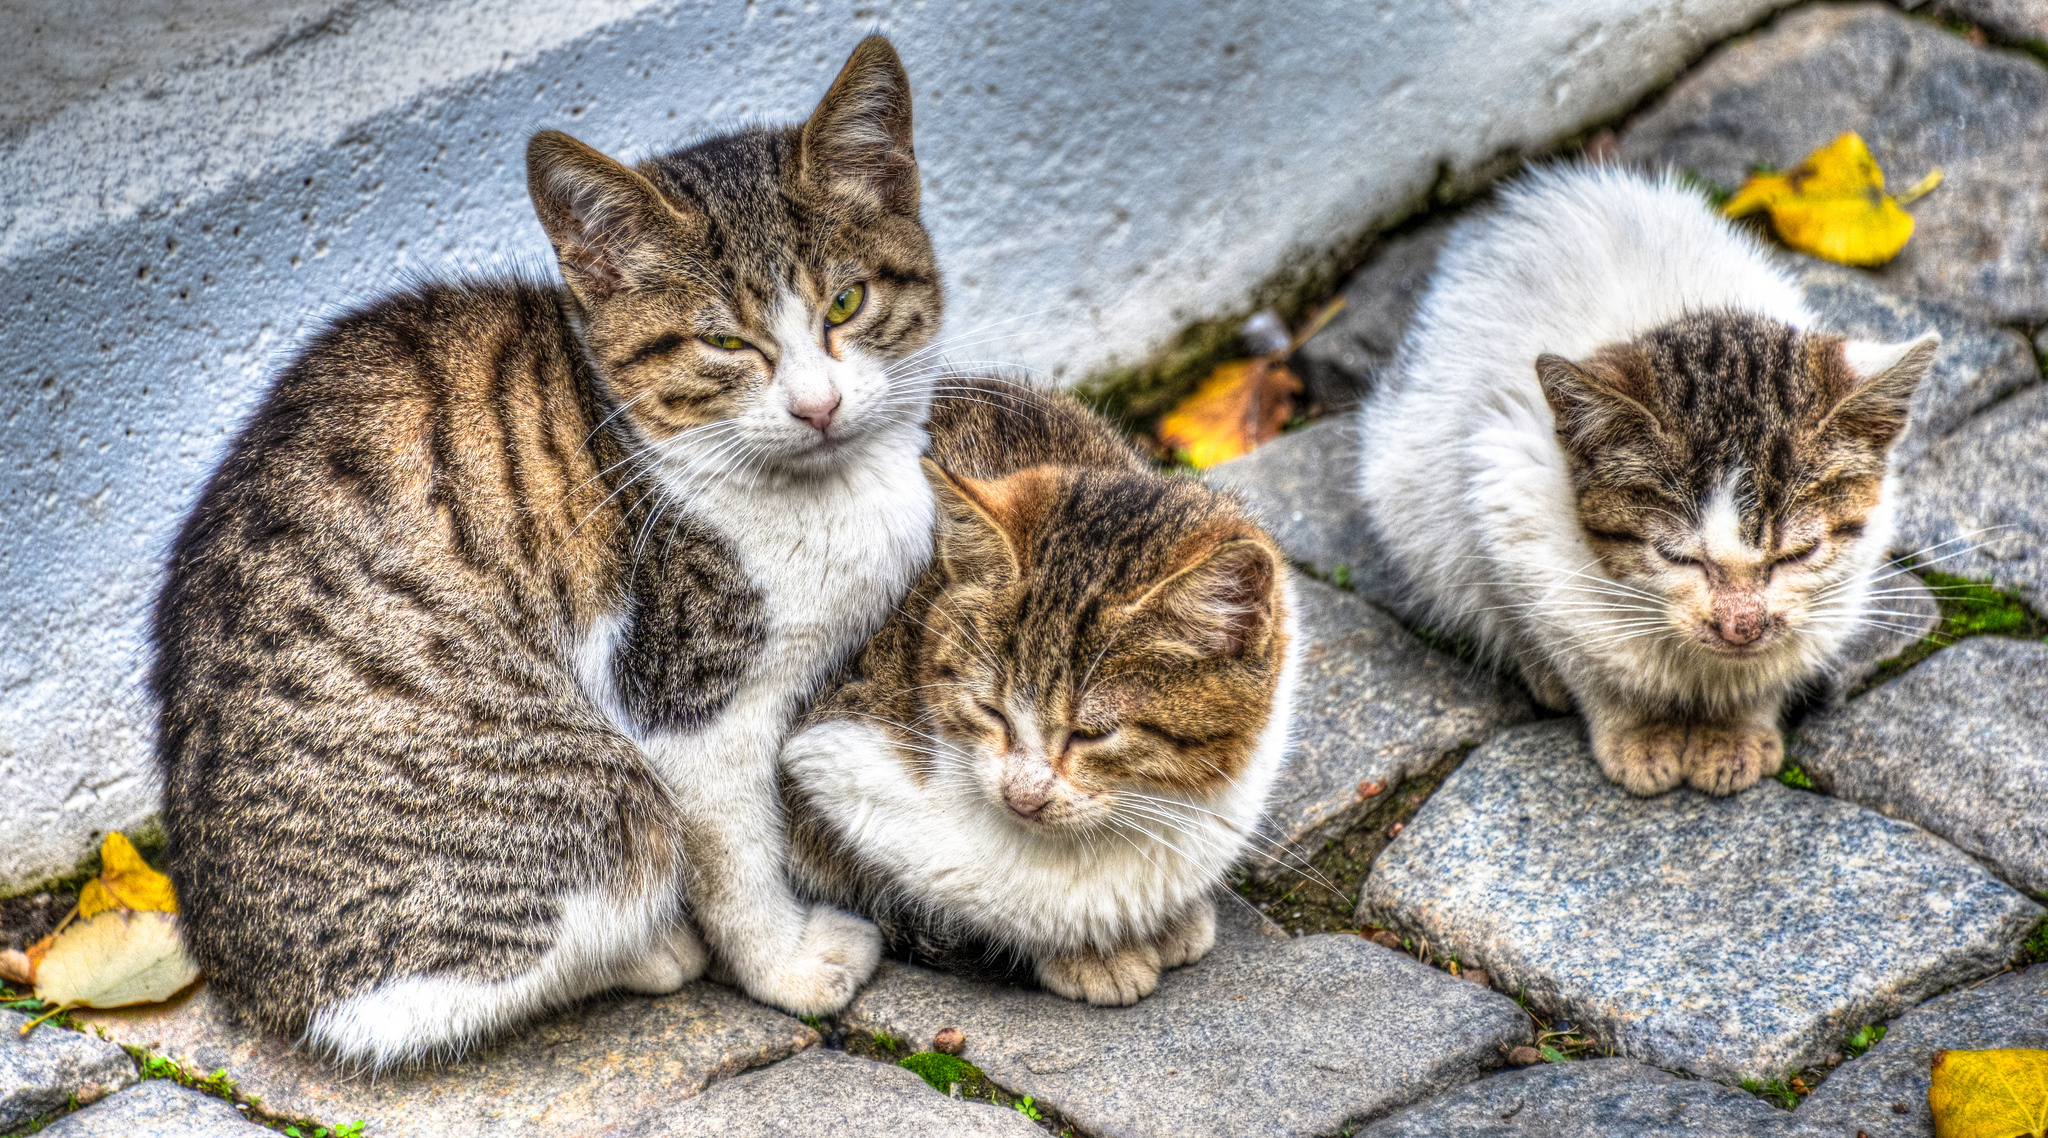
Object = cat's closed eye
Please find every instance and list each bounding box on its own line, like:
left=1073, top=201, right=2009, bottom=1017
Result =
left=1772, top=544, right=1820, bottom=566
left=1070, top=725, right=1114, bottom=743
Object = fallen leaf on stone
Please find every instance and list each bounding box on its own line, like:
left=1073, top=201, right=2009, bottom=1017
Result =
left=32, top=910, right=198, bottom=1016
left=1722, top=132, right=1942, bottom=267
left=74, top=833, right=179, bottom=921
left=1155, top=299, right=1344, bottom=469
left=1928, top=1048, right=2048, bottom=1138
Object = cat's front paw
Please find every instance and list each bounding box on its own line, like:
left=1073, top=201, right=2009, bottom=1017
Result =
left=1592, top=720, right=1688, bottom=797
left=1036, top=943, right=1163, bottom=1006
left=1152, top=897, right=1216, bottom=971
left=1682, top=722, right=1783, bottom=796
left=745, top=905, right=882, bottom=1016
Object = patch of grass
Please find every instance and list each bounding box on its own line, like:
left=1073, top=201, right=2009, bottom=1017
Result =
left=126, top=1044, right=365, bottom=1137
left=840, top=1031, right=1079, bottom=1135
left=1859, top=570, right=2048, bottom=692
left=1741, top=1074, right=1810, bottom=1111
left=1233, top=745, right=1473, bottom=936
left=1843, top=1023, right=1887, bottom=1059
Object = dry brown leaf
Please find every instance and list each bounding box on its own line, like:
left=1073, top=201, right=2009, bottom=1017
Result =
left=1157, top=357, right=1303, bottom=469
left=32, top=910, right=198, bottom=1014
left=1722, top=132, right=1941, bottom=267
left=1930, top=1048, right=2048, bottom=1138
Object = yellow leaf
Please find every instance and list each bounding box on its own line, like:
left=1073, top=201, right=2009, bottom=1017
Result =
left=78, top=833, right=178, bottom=918
left=1930, top=1048, right=2048, bottom=1138
left=30, top=910, right=199, bottom=1014
left=1158, top=358, right=1301, bottom=469
left=1721, top=132, right=1937, bottom=267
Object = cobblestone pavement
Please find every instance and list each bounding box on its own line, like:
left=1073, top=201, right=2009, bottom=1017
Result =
left=7, top=2, right=2044, bottom=1134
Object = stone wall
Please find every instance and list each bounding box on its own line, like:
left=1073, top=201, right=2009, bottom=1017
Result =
left=0, top=0, right=1784, bottom=888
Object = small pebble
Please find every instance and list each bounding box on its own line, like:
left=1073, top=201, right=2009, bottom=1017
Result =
left=1363, top=928, right=1403, bottom=951
left=1506, top=1045, right=1543, bottom=1067
left=932, top=1027, right=965, bottom=1055
left=1463, top=968, right=1490, bottom=989
left=1892, top=1102, right=1910, bottom=1114
left=1387, top=822, right=1404, bottom=838
left=1357, top=780, right=1385, bottom=799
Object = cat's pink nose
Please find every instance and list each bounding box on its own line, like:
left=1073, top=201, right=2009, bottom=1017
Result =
left=789, top=395, right=840, bottom=435
left=1711, top=596, right=1769, bottom=646
left=1004, top=786, right=1052, bottom=820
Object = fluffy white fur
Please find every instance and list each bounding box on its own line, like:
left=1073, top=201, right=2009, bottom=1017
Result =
left=780, top=582, right=1303, bottom=996
left=309, top=286, right=931, bottom=1065
left=1359, top=166, right=1926, bottom=784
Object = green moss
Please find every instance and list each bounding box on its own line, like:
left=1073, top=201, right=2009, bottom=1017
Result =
left=123, top=1043, right=363, bottom=1137
left=1232, top=745, right=1472, bottom=936
left=898, top=1051, right=984, bottom=1094
left=1775, top=761, right=1815, bottom=791
left=842, top=1036, right=1078, bottom=1135
left=1859, top=570, right=2048, bottom=692
left=2018, top=916, right=2048, bottom=968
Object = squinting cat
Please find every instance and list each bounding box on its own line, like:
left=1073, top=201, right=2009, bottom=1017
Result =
left=1359, top=166, right=1937, bottom=797
left=153, top=37, right=941, bottom=1067
left=782, top=378, right=1300, bottom=1004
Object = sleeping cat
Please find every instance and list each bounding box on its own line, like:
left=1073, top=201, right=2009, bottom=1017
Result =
left=1359, top=166, right=1937, bottom=797
left=152, top=37, right=939, bottom=1067
left=782, top=379, right=1300, bottom=1004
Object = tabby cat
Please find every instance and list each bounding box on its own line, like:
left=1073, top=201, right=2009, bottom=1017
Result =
left=1359, top=166, right=1937, bottom=797
left=783, top=378, right=1300, bottom=1004
left=152, top=37, right=941, bottom=1066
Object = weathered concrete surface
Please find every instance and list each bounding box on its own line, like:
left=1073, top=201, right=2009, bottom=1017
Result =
left=1360, top=721, right=2043, bottom=1083
left=1355, top=1058, right=1799, bottom=1137
left=1619, top=2, right=2048, bottom=324
left=1792, top=964, right=2048, bottom=1138
left=0, top=0, right=1794, bottom=890
left=1253, top=576, right=1532, bottom=880
left=1797, top=637, right=2048, bottom=896
left=76, top=982, right=814, bottom=1137
left=1892, top=385, right=2048, bottom=613
left=0, top=1013, right=136, bottom=1130
left=40, top=1079, right=271, bottom=1137
left=632, top=1049, right=1043, bottom=1137
left=843, top=898, right=1530, bottom=1138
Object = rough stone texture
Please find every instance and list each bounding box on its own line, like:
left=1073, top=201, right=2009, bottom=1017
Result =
left=40, top=1079, right=271, bottom=1137
left=1926, top=0, right=2048, bottom=45
left=1355, top=1058, right=1799, bottom=1137
left=842, top=897, right=1530, bottom=1138
left=1360, top=721, right=2043, bottom=1082
left=1797, top=636, right=2048, bottom=896
left=1893, top=385, right=2048, bottom=613
left=1620, top=2, right=2048, bottom=325
left=1295, top=219, right=1456, bottom=410
left=76, top=982, right=815, bottom=1138
left=1253, top=576, right=1532, bottom=881
left=0, top=1012, right=137, bottom=1129
left=1792, top=964, right=2048, bottom=1138
left=632, top=1049, right=1043, bottom=1137
left=0, top=0, right=1794, bottom=891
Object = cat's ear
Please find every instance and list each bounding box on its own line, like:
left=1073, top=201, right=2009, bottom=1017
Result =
left=1536, top=347, right=1662, bottom=456
left=923, top=459, right=1026, bottom=582
left=1134, top=534, right=1280, bottom=660
left=527, top=130, right=702, bottom=303
left=1816, top=330, right=1939, bottom=448
left=800, top=35, right=919, bottom=214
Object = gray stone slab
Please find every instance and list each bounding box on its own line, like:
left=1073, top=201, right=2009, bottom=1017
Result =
left=76, top=981, right=815, bottom=1138
left=1295, top=220, right=1456, bottom=411
left=1797, top=636, right=2048, bottom=896
left=40, top=1079, right=270, bottom=1137
left=1894, top=384, right=2048, bottom=613
left=1359, top=721, right=2043, bottom=1083
left=1792, top=964, right=2048, bottom=1138
left=1209, top=420, right=1394, bottom=601
left=0, top=1011, right=136, bottom=1129
left=842, top=898, right=1531, bottom=1138
left=1253, top=577, right=1533, bottom=881
left=1619, top=2, right=2048, bottom=325
left=633, top=1049, right=1042, bottom=1137
left=1355, top=1058, right=1800, bottom=1137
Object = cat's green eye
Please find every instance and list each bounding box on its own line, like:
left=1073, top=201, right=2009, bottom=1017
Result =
left=824, top=283, right=866, bottom=327
left=699, top=333, right=750, bottom=352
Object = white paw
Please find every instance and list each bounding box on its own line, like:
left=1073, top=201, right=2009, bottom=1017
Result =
left=1036, top=943, right=1163, bottom=1006
left=743, top=906, right=882, bottom=1016
left=614, top=920, right=711, bottom=995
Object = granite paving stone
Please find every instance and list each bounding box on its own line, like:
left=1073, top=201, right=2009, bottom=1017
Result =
left=1354, top=1057, right=1800, bottom=1137
left=0, top=1011, right=136, bottom=1129
left=76, top=981, right=815, bottom=1138
left=1619, top=2, right=2048, bottom=325
left=1796, top=636, right=2048, bottom=896
left=630, top=1049, right=1043, bottom=1137
left=1252, top=576, right=1533, bottom=880
left=1209, top=420, right=1394, bottom=603
left=40, top=1079, right=271, bottom=1137
left=1892, top=384, right=2048, bottom=612
left=1791, top=964, right=2048, bottom=1138
left=842, top=896, right=1531, bottom=1138
left=1358, top=720, right=2043, bottom=1083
